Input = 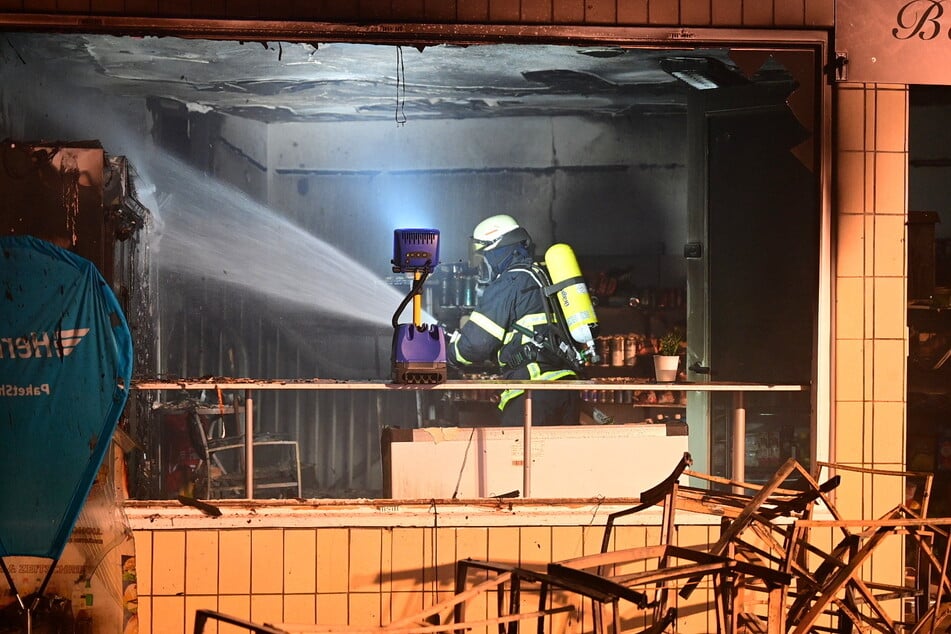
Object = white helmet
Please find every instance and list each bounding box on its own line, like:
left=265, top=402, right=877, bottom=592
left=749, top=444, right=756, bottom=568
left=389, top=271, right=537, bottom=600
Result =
left=470, top=214, right=533, bottom=284
left=471, top=214, right=527, bottom=252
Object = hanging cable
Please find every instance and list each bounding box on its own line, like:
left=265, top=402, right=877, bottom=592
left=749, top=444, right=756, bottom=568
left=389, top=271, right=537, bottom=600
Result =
left=395, top=45, right=407, bottom=126
left=583, top=496, right=605, bottom=552
left=391, top=263, right=430, bottom=329
left=451, top=427, right=477, bottom=499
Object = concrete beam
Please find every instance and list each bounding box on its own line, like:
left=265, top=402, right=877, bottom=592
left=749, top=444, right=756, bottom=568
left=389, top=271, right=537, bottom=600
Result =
left=266, top=116, right=660, bottom=173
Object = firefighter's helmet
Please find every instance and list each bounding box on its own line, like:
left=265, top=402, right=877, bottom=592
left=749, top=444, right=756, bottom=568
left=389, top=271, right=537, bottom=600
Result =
left=471, top=214, right=530, bottom=252
left=470, top=214, right=533, bottom=284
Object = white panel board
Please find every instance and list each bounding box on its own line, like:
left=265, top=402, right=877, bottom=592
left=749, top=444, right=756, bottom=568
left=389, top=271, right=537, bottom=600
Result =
left=384, top=423, right=688, bottom=499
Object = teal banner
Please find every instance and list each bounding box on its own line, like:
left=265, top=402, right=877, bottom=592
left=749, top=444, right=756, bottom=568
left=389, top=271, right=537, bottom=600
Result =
left=0, top=236, right=133, bottom=561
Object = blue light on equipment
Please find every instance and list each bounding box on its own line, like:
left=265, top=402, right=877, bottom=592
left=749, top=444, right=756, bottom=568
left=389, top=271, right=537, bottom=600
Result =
left=390, top=229, right=447, bottom=384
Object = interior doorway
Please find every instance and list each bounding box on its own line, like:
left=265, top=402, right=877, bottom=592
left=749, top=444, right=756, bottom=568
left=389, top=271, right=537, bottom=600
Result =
left=907, top=85, right=951, bottom=516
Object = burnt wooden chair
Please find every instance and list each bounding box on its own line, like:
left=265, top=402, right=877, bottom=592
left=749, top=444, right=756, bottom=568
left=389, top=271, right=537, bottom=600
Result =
left=673, top=458, right=842, bottom=634
left=453, top=557, right=646, bottom=634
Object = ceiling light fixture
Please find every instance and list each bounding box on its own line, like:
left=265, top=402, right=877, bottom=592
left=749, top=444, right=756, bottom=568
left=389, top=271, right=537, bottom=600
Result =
left=669, top=70, right=718, bottom=90
left=577, top=47, right=626, bottom=58
left=660, top=56, right=724, bottom=91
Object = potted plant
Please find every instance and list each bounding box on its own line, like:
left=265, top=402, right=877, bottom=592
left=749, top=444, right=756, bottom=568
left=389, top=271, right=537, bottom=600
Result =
left=653, top=328, right=683, bottom=382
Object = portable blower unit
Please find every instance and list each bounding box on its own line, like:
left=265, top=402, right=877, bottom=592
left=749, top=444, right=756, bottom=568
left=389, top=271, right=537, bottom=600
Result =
left=390, top=229, right=447, bottom=384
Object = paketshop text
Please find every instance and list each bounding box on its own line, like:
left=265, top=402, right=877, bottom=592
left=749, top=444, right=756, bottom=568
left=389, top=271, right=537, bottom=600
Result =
left=1, top=383, right=51, bottom=396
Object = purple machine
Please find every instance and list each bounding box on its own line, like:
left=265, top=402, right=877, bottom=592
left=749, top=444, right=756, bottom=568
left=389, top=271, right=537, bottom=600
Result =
left=390, top=229, right=447, bottom=384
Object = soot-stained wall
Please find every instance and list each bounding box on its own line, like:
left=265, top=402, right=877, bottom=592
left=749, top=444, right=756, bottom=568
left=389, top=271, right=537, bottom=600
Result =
left=210, top=110, right=689, bottom=284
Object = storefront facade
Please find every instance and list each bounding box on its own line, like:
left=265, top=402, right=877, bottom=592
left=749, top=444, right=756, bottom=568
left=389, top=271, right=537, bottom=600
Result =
left=0, top=1, right=919, bottom=632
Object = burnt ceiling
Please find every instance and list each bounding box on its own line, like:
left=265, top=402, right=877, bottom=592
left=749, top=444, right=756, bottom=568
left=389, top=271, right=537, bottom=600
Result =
left=0, top=32, right=763, bottom=123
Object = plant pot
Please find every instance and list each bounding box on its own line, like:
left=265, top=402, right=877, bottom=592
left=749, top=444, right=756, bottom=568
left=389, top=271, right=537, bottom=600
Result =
left=653, top=355, right=680, bottom=382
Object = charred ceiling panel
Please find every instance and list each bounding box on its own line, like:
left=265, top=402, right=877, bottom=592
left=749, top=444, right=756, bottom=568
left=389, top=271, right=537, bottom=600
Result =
left=0, top=34, right=749, bottom=122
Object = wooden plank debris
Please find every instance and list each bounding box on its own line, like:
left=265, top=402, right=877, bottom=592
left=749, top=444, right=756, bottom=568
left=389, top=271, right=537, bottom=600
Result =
left=194, top=455, right=950, bottom=634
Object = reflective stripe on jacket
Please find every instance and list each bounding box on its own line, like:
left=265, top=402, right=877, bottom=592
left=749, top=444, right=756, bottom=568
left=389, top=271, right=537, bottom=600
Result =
left=447, top=256, right=576, bottom=410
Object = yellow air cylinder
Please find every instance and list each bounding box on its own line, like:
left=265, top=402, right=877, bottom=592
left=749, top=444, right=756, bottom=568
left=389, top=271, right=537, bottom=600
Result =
left=544, top=243, right=598, bottom=346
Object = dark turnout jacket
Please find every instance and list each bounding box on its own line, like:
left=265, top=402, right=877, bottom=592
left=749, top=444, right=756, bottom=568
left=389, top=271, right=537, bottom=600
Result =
left=447, top=255, right=576, bottom=411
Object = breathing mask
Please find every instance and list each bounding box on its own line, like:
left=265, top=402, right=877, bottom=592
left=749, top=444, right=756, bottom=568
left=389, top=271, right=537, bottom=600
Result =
left=470, top=214, right=534, bottom=284
left=473, top=242, right=530, bottom=285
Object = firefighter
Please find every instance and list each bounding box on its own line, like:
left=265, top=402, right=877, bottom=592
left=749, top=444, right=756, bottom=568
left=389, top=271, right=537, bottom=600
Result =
left=447, top=214, right=580, bottom=426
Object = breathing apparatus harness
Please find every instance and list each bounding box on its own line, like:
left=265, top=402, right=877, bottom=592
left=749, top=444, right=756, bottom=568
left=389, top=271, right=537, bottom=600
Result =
left=503, top=263, right=587, bottom=375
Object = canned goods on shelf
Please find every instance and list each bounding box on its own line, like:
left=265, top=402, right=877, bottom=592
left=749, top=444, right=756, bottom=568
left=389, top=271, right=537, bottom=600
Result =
left=596, top=336, right=611, bottom=366
left=611, top=335, right=626, bottom=366
left=624, top=334, right=639, bottom=366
